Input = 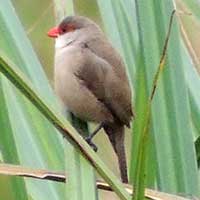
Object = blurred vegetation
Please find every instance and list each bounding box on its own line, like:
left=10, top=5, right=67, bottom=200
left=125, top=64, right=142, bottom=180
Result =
left=0, top=0, right=200, bottom=200
left=12, top=0, right=55, bottom=80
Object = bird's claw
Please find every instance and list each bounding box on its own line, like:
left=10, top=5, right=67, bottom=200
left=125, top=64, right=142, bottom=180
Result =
left=85, top=137, right=98, bottom=152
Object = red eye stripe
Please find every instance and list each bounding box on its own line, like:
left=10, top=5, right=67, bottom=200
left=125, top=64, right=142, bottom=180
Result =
left=63, top=24, right=76, bottom=33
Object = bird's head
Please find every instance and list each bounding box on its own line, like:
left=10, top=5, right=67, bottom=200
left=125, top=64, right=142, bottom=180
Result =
left=47, top=16, right=96, bottom=38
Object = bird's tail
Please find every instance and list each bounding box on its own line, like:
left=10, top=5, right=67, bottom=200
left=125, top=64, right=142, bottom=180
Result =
left=104, top=123, right=128, bottom=183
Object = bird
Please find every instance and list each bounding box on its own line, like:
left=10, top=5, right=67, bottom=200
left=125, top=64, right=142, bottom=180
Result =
left=47, top=15, right=134, bottom=183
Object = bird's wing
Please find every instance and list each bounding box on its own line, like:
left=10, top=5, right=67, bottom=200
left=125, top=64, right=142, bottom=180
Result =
left=75, top=44, right=133, bottom=126
left=87, top=38, right=133, bottom=125
left=85, top=37, right=129, bottom=82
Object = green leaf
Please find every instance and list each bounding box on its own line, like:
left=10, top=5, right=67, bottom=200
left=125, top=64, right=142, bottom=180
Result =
left=97, top=0, right=138, bottom=83
left=0, top=0, right=64, bottom=199
left=181, top=41, right=200, bottom=167
left=0, top=49, right=131, bottom=200
left=131, top=0, right=199, bottom=197
left=2, top=0, right=200, bottom=199
left=0, top=81, right=28, bottom=200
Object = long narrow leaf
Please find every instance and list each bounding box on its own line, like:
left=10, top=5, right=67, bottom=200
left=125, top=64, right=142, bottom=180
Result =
left=0, top=0, right=64, bottom=199
left=0, top=51, right=131, bottom=200
left=131, top=0, right=199, bottom=196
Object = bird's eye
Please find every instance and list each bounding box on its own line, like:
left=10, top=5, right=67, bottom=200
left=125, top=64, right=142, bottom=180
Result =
left=61, top=28, right=66, bottom=33
left=59, top=25, right=76, bottom=34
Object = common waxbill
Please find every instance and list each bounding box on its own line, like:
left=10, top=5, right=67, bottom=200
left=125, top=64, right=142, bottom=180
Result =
left=48, top=16, right=133, bottom=183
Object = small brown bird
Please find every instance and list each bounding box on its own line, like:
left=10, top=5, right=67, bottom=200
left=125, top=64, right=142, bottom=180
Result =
left=48, top=16, right=133, bottom=183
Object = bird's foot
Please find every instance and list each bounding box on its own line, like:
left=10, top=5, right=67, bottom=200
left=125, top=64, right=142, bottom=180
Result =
left=84, top=122, right=105, bottom=152
left=85, top=137, right=98, bottom=152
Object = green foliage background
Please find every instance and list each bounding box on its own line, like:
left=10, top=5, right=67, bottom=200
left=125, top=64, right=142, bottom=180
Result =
left=0, top=0, right=199, bottom=199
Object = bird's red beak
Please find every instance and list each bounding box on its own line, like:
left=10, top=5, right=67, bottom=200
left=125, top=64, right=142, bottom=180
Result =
left=47, top=27, right=60, bottom=38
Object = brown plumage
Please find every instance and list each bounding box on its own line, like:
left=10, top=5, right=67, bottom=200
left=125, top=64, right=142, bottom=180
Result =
left=48, top=16, right=134, bottom=183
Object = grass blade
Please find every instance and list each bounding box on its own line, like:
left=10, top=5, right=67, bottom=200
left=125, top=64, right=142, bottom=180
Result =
left=0, top=51, right=131, bottom=200
left=0, top=0, right=64, bottom=199
left=131, top=0, right=199, bottom=196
